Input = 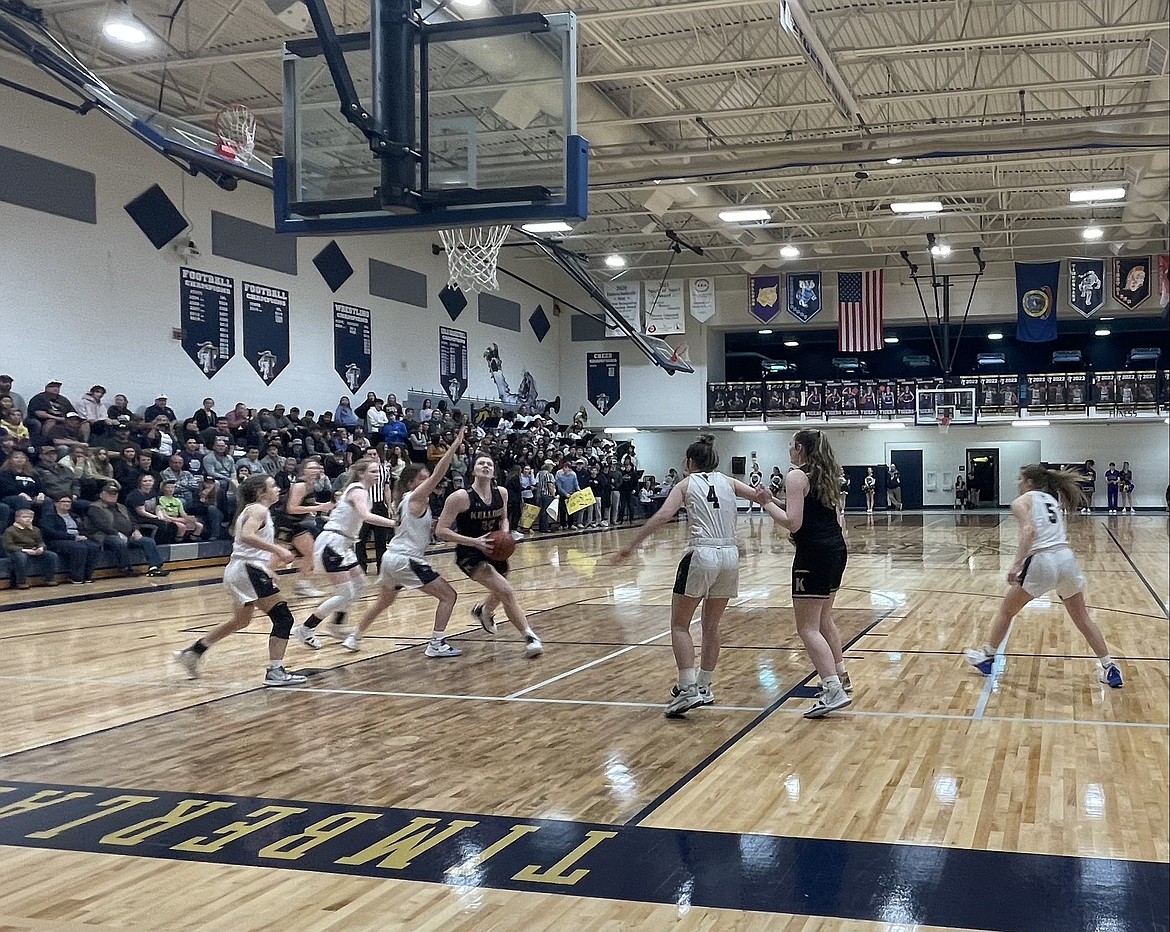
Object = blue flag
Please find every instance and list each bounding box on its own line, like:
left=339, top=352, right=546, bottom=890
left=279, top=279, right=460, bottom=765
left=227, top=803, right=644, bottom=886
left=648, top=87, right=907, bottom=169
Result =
left=1015, top=261, right=1059, bottom=343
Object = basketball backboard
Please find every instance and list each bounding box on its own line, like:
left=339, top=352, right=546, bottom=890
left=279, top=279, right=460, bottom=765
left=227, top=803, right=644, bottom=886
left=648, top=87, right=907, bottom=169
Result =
left=274, top=7, right=587, bottom=235
left=915, top=387, right=978, bottom=426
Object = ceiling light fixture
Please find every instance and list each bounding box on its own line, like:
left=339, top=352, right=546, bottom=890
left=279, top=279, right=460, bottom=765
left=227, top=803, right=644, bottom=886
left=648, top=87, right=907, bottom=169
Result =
left=930, top=242, right=952, bottom=257
left=603, top=255, right=627, bottom=269
left=604, top=427, right=639, bottom=435
left=890, top=200, right=943, bottom=214
left=718, top=207, right=771, bottom=223
left=886, top=157, right=903, bottom=165
left=868, top=422, right=906, bottom=430
left=103, top=18, right=147, bottom=43
left=1069, top=187, right=1125, bottom=203
left=783, top=339, right=799, bottom=347
left=1081, top=226, right=1104, bottom=240
left=884, top=336, right=899, bottom=344
left=1095, top=328, right=1111, bottom=337
left=780, top=244, right=800, bottom=259
left=733, top=425, right=769, bottom=433
left=987, top=332, right=1004, bottom=341
left=758, top=329, right=773, bottom=335
left=520, top=221, right=572, bottom=234
left=1013, top=420, right=1049, bottom=427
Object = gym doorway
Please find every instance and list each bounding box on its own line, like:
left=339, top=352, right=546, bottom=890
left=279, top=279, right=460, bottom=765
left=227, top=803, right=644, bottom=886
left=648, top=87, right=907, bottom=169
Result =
left=966, top=449, right=999, bottom=509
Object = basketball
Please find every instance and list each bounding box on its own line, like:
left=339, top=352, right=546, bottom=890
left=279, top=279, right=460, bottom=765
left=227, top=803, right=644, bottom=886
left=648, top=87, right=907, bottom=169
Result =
left=486, top=530, right=516, bottom=560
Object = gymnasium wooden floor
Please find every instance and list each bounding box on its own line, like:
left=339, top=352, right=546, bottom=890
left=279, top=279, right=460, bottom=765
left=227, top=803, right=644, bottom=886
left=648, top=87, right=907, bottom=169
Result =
left=0, top=511, right=1166, bottom=931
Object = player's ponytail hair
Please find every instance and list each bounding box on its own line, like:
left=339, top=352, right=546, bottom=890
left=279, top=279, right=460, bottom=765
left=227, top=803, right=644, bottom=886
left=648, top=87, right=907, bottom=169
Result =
left=685, top=434, right=718, bottom=472
left=230, top=474, right=272, bottom=533
left=794, top=429, right=842, bottom=511
left=397, top=463, right=427, bottom=497
left=1020, top=464, right=1086, bottom=510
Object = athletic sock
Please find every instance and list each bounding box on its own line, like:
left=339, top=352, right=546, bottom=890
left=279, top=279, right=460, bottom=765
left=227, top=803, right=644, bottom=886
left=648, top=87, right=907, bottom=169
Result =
left=982, top=644, right=996, bottom=657
left=834, top=661, right=847, bottom=676
left=678, top=668, right=698, bottom=688
left=430, top=629, right=444, bottom=642
left=822, top=674, right=842, bottom=690
left=190, top=639, right=209, bottom=656
left=697, top=669, right=714, bottom=688
left=266, top=660, right=282, bottom=670
left=304, top=614, right=324, bottom=629
left=1099, top=655, right=1115, bottom=668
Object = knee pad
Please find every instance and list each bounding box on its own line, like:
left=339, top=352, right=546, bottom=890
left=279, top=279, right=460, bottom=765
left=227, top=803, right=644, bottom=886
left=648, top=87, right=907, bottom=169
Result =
left=267, top=601, right=294, bottom=640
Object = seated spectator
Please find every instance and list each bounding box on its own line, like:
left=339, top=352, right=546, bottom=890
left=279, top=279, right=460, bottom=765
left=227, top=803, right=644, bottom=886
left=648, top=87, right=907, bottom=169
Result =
left=140, top=416, right=178, bottom=460
left=198, top=417, right=230, bottom=450
left=271, top=404, right=293, bottom=434
left=0, top=374, right=27, bottom=418
left=334, top=396, right=359, bottom=429
left=350, top=427, right=371, bottom=455
left=79, top=447, right=115, bottom=500
left=84, top=482, right=168, bottom=576
left=27, top=380, right=80, bottom=440
left=274, top=456, right=300, bottom=492
left=48, top=411, right=89, bottom=449
left=112, top=445, right=142, bottom=495
left=161, top=453, right=222, bottom=540
left=126, top=474, right=177, bottom=544
left=202, top=438, right=234, bottom=487
left=193, top=398, right=218, bottom=434
left=317, top=410, right=334, bottom=431
left=0, top=451, right=45, bottom=520
left=143, top=394, right=176, bottom=425
left=427, top=434, right=448, bottom=464
left=76, top=385, right=116, bottom=437
left=238, top=446, right=265, bottom=477
left=106, top=394, right=133, bottom=423
left=1, top=407, right=30, bottom=444
left=3, top=507, right=60, bottom=588
left=225, top=402, right=250, bottom=435
left=36, top=445, right=80, bottom=501
left=180, top=438, right=204, bottom=473
left=97, top=417, right=135, bottom=453
left=258, top=443, right=283, bottom=476
left=40, top=495, right=100, bottom=583
left=256, top=408, right=279, bottom=433
left=299, top=410, right=317, bottom=431
left=157, top=478, right=203, bottom=541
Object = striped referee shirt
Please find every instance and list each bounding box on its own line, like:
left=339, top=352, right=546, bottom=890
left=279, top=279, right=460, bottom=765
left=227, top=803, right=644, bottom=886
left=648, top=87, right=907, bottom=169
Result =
left=368, top=462, right=395, bottom=506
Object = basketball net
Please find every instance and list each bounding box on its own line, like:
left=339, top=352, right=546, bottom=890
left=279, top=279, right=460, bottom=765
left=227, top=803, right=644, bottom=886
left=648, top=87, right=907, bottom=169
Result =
left=669, top=343, right=691, bottom=366
left=938, top=414, right=952, bottom=434
left=214, top=104, right=257, bottom=164
left=439, top=226, right=510, bottom=294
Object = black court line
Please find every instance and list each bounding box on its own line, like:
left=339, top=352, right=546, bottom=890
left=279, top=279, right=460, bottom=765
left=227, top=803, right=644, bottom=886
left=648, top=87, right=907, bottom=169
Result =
left=843, top=647, right=1170, bottom=662
left=626, top=607, right=895, bottom=826
left=1105, top=525, right=1169, bottom=618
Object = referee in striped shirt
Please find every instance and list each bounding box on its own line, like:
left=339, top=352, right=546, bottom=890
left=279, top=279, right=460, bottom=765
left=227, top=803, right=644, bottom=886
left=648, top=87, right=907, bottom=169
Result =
left=357, top=447, right=396, bottom=573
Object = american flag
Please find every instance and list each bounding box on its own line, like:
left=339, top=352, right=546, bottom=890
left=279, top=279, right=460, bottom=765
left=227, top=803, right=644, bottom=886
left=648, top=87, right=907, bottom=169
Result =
left=837, top=270, right=884, bottom=352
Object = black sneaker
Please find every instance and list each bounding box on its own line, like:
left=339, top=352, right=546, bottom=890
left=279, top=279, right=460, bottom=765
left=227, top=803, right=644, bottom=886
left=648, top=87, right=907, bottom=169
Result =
left=147, top=566, right=170, bottom=577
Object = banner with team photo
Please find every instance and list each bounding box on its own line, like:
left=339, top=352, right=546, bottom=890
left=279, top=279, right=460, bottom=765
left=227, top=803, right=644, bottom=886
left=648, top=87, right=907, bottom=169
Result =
left=977, top=375, right=1020, bottom=415
left=962, top=375, right=981, bottom=410
left=804, top=380, right=825, bottom=418
left=1093, top=371, right=1118, bottom=410
left=438, top=327, right=468, bottom=404
left=786, top=271, right=822, bottom=322
left=1116, top=372, right=1139, bottom=410
left=823, top=380, right=846, bottom=418
left=707, top=382, right=730, bottom=421
left=241, top=282, right=289, bottom=385
left=333, top=302, right=371, bottom=392
left=749, top=274, right=782, bottom=324
left=643, top=280, right=685, bottom=335
left=1067, top=258, right=1105, bottom=318
left=1133, top=370, right=1158, bottom=409
left=1015, top=261, right=1059, bottom=342
left=724, top=382, right=751, bottom=419
left=857, top=380, right=880, bottom=416
left=1025, top=373, right=1050, bottom=411
left=586, top=352, right=620, bottom=415
left=895, top=380, right=917, bottom=417
left=1044, top=374, right=1086, bottom=412
left=689, top=277, right=716, bottom=322
left=765, top=380, right=803, bottom=417
left=180, top=268, right=234, bottom=379
left=877, top=382, right=896, bottom=415
left=604, top=281, right=641, bottom=337
left=1112, top=256, right=1151, bottom=309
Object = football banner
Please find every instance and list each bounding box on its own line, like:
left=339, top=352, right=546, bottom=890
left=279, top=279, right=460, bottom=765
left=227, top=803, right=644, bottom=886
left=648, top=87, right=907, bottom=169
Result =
left=180, top=268, right=235, bottom=379
left=1067, top=258, right=1105, bottom=318
left=1112, top=256, right=1151, bottom=309
left=242, top=282, right=289, bottom=385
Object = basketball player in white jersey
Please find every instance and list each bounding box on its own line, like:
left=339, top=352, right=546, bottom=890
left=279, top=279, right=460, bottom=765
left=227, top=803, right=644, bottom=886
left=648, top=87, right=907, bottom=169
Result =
left=344, top=427, right=466, bottom=655
left=966, top=464, right=1123, bottom=687
left=615, top=434, right=770, bottom=716
left=174, top=475, right=304, bottom=686
left=292, top=460, right=397, bottom=649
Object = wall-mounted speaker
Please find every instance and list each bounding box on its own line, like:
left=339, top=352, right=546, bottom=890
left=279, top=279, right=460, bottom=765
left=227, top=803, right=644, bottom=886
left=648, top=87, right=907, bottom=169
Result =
left=313, top=240, right=353, bottom=292
left=124, top=184, right=189, bottom=249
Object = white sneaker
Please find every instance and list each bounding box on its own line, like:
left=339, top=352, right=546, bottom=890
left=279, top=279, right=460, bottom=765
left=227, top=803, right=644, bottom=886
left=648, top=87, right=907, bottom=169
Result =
left=665, top=683, right=700, bottom=717
left=803, top=684, right=851, bottom=718
left=525, top=634, right=544, bottom=657
left=341, top=633, right=361, bottom=652
left=426, top=639, right=463, bottom=658
left=293, top=580, right=325, bottom=598
left=264, top=665, right=307, bottom=687
left=695, top=684, right=715, bottom=707
left=174, top=648, right=203, bottom=679
left=320, top=623, right=352, bottom=642
left=600, top=520, right=609, bottom=528
left=471, top=603, right=497, bottom=634
left=511, top=530, right=525, bottom=541
left=291, top=624, right=323, bottom=649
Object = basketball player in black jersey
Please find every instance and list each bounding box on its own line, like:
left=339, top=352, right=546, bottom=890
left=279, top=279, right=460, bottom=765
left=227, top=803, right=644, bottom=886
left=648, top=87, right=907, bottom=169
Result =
left=436, top=453, right=543, bottom=656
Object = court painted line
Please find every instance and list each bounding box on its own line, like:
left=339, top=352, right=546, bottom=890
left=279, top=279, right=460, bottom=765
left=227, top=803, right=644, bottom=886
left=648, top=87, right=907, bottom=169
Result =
left=1105, top=524, right=1169, bottom=617
left=506, top=629, right=673, bottom=698
left=822, top=707, right=1170, bottom=731
left=972, top=619, right=1014, bottom=719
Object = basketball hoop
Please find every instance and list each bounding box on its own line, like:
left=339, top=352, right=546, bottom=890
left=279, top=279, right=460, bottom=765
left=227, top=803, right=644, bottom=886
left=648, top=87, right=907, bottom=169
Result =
left=669, top=343, right=691, bottom=366
left=439, top=226, right=510, bottom=294
left=214, top=104, right=257, bottom=163
left=938, top=414, right=952, bottom=434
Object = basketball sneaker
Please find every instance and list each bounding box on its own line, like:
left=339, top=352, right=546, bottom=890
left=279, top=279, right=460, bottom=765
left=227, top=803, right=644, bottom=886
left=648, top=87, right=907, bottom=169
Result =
left=672, top=683, right=715, bottom=707
left=665, top=683, right=701, bottom=717
left=293, top=579, right=325, bottom=598
left=426, top=639, right=462, bottom=658
left=803, top=684, right=851, bottom=718
left=1099, top=663, right=1124, bottom=688
left=264, top=665, right=307, bottom=687
left=841, top=671, right=853, bottom=695
left=341, top=633, right=361, bottom=652
left=525, top=635, right=543, bottom=657
left=291, top=624, right=323, bottom=649
left=965, top=648, right=996, bottom=675
left=174, top=648, right=203, bottom=679
left=472, top=603, right=497, bottom=634
left=320, top=620, right=352, bottom=642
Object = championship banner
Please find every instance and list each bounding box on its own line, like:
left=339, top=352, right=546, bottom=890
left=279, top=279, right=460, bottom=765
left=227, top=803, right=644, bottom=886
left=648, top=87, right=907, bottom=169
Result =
left=333, top=302, right=371, bottom=392
left=749, top=274, right=782, bottom=324
left=604, top=281, right=641, bottom=338
left=1112, top=256, right=1152, bottom=309
left=644, top=280, right=685, bottom=335
left=1015, top=261, right=1059, bottom=342
left=1067, top=258, right=1105, bottom=318
left=439, top=327, right=468, bottom=404
left=179, top=268, right=234, bottom=379
left=241, top=282, right=289, bottom=385
left=566, top=487, right=597, bottom=515
left=586, top=351, right=620, bottom=415
left=689, top=277, right=716, bottom=322
left=786, top=271, right=822, bottom=323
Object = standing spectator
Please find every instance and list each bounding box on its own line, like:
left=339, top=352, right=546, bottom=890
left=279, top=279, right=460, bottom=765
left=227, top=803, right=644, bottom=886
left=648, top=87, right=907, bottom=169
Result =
left=353, top=392, right=378, bottom=424
left=954, top=472, right=967, bottom=510
left=618, top=464, right=639, bottom=524
left=85, top=482, right=169, bottom=576
left=1105, top=462, right=1121, bottom=515
left=863, top=467, right=877, bottom=514
left=418, top=398, right=435, bottom=423
left=144, top=394, right=177, bottom=425
left=1119, top=461, right=1135, bottom=514
left=77, top=385, right=115, bottom=437
left=27, top=380, right=80, bottom=440
left=887, top=463, right=902, bottom=511
left=407, top=423, right=430, bottom=464
left=366, top=398, right=388, bottom=436
left=747, top=461, right=764, bottom=513
left=193, top=398, right=218, bottom=434
left=1077, top=459, right=1097, bottom=515
left=41, top=495, right=101, bottom=583
left=555, top=460, right=581, bottom=530
left=3, top=508, right=60, bottom=588
left=769, top=466, right=785, bottom=503
left=0, top=374, right=27, bottom=418
left=106, top=394, right=133, bottom=423
left=535, top=459, right=557, bottom=533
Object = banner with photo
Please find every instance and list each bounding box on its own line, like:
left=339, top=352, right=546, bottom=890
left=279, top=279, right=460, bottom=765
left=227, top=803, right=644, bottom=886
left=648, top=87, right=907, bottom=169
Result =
left=1015, top=261, right=1059, bottom=342
left=708, top=382, right=730, bottom=421
left=1067, top=258, right=1105, bottom=318
left=876, top=381, right=897, bottom=415
left=643, top=280, right=686, bottom=335
left=1025, top=373, right=1050, bottom=411
left=765, top=380, right=803, bottom=417
left=749, top=274, right=782, bottom=324
left=786, top=271, right=822, bottom=322
left=974, top=374, right=1021, bottom=415
left=603, top=281, right=641, bottom=337
left=180, top=268, right=235, bottom=379
left=804, top=380, right=825, bottom=418
left=586, top=351, right=620, bottom=415
left=438, top=327, right=468, bottom=404
left=1093, top=371, right=1118, bottom=410
left=1115, top=370, right=1159, bottom=410
left=722, top=382, right=754, bottom=420
left=823, top=380, right=847, bottom=418
left=895, top=380, right=918, bottom=417
left=241, top=282, right=289, bottom=385
left=857, top=380, right=880, bottom=416
left=1112, top=256, right=1151, bottom=309
left=333, top=302, right=372, bottom=392
left=688, top=277, right=717, bottom=322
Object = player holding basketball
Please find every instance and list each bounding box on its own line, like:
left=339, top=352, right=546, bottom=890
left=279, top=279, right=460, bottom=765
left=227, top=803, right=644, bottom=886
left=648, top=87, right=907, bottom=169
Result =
left=174, top=475, right=303, bottom=686
left=436, top=453, right=543, bottom=657
left=293, top=460, right=397, bottom=648
left=344, top=427, right=467, bottom=655
left=761, top=429, right=852, bottom=718
left=965, top=465, right=1123, bottom=688
left=614, top=434, right=770, bottom=717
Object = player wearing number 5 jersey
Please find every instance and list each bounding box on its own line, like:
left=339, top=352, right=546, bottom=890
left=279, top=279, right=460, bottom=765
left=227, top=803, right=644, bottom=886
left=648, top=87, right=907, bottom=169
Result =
left=614, top=434, right=770, bottom=717
left=966, top=465, right=1123, bottom=687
